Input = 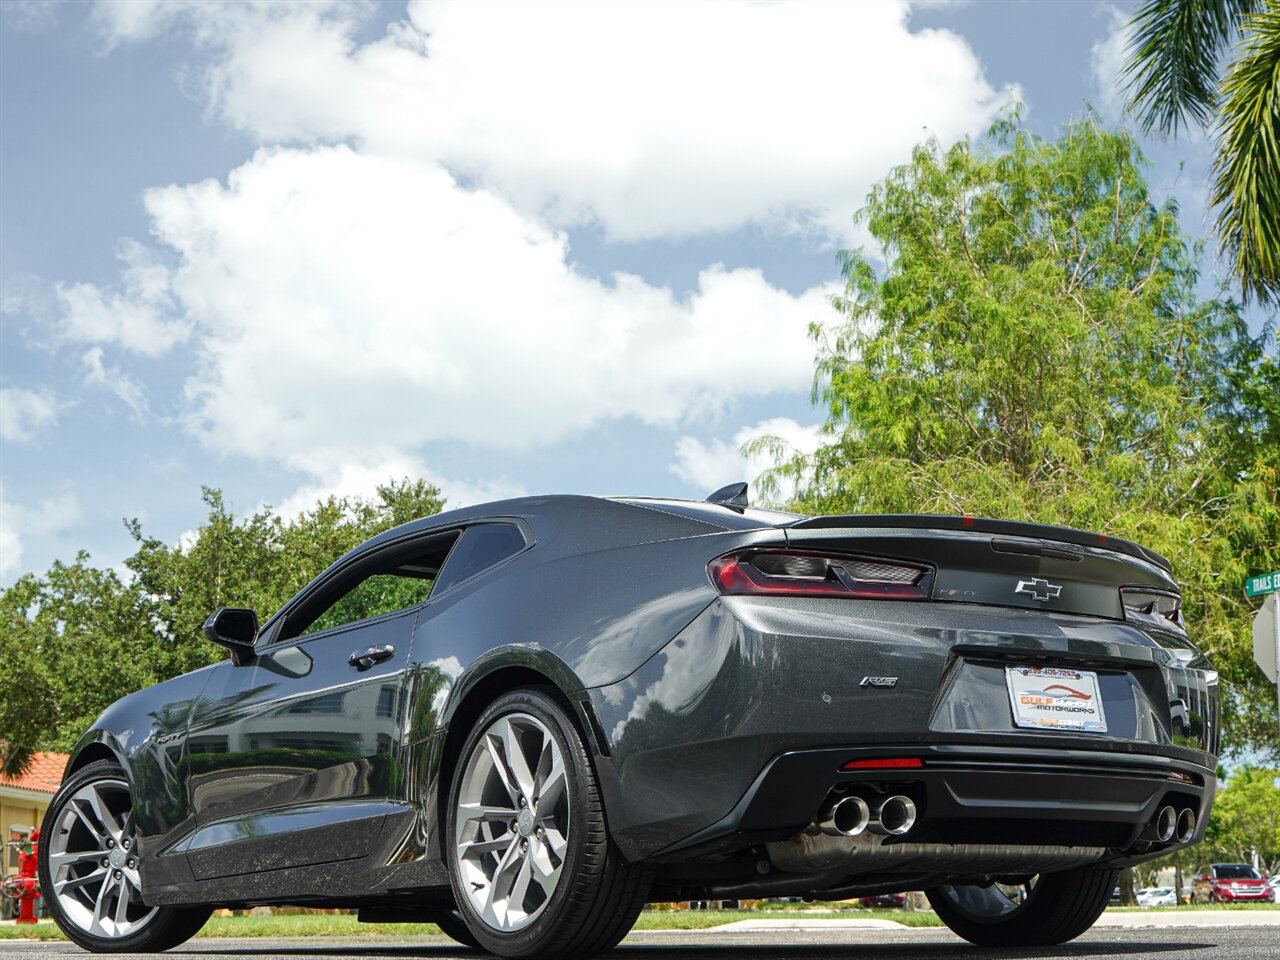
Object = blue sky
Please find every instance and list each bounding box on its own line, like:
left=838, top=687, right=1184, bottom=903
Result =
left=0, top=0, right=1265, bottom=584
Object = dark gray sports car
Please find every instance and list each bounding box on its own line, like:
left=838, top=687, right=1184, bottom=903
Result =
left=39, top=486, right=1218, bottom=955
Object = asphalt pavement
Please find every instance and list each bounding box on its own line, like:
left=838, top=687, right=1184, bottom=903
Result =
left=3, top=922, right=1279, bottom=960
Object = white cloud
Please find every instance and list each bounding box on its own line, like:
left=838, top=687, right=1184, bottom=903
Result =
left=1091, top=5, right=1133, bottom=121
left=71, top=146, right=834, bottom=476
left=0, top=387, right=62, bottom=442
left=0, top=509, right=18, bottom=579
left=56, top=239, right=190, bottom=356
left=671, top=417, right=823, bottom=502
left=0, top=487, right=82, bottom=579
left=269, top=456, right=527, bottom=522
left=94, top=0, right=1014, bottom=243
left=82, top=347, right=148, bottom=415
left=69, top=0, right=1008, bottom=512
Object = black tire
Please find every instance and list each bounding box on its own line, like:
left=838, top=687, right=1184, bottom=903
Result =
left=39, top=759, right=212, bottom=953
left=430, top=909, right=481, bottom=949
left=927, top=867, right=1118, bottom=948
left=445, top=687, right=651, bottom=959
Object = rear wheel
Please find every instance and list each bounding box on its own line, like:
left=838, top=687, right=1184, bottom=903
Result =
left=39, top=760, right=212, bottom=953
left=928, top=867, right=1117, bottom=947
left=446, top=687, right=650, bottom=958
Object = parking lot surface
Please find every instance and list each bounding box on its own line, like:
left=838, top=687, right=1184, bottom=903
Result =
left=3, top=924, right=1280, bottom=960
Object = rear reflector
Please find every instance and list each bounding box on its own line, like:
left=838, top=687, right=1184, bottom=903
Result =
left=709, top=551, right=930, bottom=600
left=842, top=758, right=924, bottom=770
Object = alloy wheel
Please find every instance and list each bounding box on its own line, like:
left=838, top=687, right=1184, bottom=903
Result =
left=453, top=712, right=570, bottom=932
left=46, top=779, right=157, bottom=939
left=934, top=876, right=1040, bottom=920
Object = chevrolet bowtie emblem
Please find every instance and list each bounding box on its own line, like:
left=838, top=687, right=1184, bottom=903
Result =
left=1015, top=578, right=1062, bottom=602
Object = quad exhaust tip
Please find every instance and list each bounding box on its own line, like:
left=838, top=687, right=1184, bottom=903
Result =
left=1153, top=805, right=1177, bottom=843
left=818, top=796, right=871, bottom=837
left=1176, top=808, right=1196, bottom=844
left=869, top=795, right=917, bottom=836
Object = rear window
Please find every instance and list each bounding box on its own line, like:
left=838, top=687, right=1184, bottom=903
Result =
left=433, top=523, right=527, bottom=594
left=1214, top=865, right=1261, bottom=880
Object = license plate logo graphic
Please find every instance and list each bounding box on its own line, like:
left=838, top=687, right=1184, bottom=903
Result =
left=1005, top=666, right=1107, bottom=733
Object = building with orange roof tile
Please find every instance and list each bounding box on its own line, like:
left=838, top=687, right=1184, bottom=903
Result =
left=1, top=752, right=68, bottom=893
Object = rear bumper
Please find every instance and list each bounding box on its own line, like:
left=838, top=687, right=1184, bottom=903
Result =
left=654, top=743, right=1214, bottom=860
left=588, top=595, right=1218, bottom=862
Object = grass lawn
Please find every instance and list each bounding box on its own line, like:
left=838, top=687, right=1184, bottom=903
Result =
left=0, top=907, right=940, bottom=941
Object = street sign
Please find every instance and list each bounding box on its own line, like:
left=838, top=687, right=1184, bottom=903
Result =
left=1255, top=593, right=1278, bottom=683
left=1254, top=594, right=1280, bottom=740
left=1246, top=571, right=1280, bottom=598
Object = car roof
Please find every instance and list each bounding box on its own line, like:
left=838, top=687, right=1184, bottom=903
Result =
left=358, top=493, right=799, bottom=550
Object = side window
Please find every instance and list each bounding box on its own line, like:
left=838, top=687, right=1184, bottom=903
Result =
left=302, top=572, right=435, bottom=636
left=432, top=523, right=527, bottom=595
left=290, top=534, right=459, bottom=639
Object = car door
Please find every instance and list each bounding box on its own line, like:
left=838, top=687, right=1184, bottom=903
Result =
left=179, top=530, right=458, bottom=881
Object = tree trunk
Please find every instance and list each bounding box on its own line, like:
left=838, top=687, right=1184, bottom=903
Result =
left=1119, top=866, right=1137, bottom=905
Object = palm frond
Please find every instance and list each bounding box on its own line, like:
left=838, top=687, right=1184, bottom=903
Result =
left=1124, top=0, right=1260, bottom=134
left=0, top=742, right=34, bottom=780
left=1212, top=5, right=1280, bottom=304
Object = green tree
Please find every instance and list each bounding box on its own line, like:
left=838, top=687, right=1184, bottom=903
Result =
left=1124, top=0, right=1280, bottom=304
left=0, top=592, right=58, bottom=777
left=757, top=113, right=1279, bottom=756
left=1204, top=766, right=1280, bottom=872
left=0, top=478, right=445, bottom=773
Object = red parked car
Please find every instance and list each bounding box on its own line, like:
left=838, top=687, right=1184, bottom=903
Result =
left=1192, top=864, right=1272, bottom=903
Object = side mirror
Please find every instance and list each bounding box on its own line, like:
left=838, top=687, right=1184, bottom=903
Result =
left=203, top=607, right=258, bottom=666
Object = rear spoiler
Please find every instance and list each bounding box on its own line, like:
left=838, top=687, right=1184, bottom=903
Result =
left=785, top=513, right=1172, bottom=574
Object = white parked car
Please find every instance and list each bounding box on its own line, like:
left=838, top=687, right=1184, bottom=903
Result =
left=1137, top=887, right=1177, bottom=907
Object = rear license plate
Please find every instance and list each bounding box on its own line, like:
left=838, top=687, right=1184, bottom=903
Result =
left=1005, top=666, right=1107, bottom=733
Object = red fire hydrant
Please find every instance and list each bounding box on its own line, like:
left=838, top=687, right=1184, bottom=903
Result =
left=3, top=829, right=40, bottom=924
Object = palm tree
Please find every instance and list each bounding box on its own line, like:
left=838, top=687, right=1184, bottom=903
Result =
left=1125, top=0, right=1280, bottom=305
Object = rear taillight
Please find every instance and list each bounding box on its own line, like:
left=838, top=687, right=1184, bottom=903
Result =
left=708, top=550, right=930, bottom=599
left=1121, top=587, right=1182, bottom=629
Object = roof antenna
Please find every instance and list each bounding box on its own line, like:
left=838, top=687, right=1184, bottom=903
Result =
left=706, top=482, right=749, bottom=512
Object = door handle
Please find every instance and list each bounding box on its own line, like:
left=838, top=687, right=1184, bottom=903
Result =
left=348, top=644, right=395, bottom=671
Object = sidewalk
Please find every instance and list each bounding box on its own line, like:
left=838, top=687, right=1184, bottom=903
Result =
left=699, top=909, right=1279, bottom=933
left=697, top=919, right=909, bottom=932
left=1093, top=909, right=1280, bottom=928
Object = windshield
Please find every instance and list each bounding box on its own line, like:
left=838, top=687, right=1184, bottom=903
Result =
left=1214, top=865, right=1262, bottom=880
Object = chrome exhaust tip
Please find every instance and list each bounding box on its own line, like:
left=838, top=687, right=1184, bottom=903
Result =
left=818, top=795, right=871, bottom=837
left=1152, top=804, right=1177, bottom=843
left=868, top=795, right=917, bottom=836
left=1176, top=808, right=1196, bottom=844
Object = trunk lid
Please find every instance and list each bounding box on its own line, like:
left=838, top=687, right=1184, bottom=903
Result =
left=784, top=514, right=1178, bottom=622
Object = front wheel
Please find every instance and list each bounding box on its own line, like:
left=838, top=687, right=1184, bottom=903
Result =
left=446, top=687, right=650, bottom=958
left=39, top=759, right=212, bottom=953
left=928, top=867, right=1118, bottom=948
left=430, top=909, right=480, bottom=949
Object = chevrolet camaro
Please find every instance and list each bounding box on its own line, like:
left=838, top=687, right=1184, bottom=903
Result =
left=39, top=486, right=1219, bottom=955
